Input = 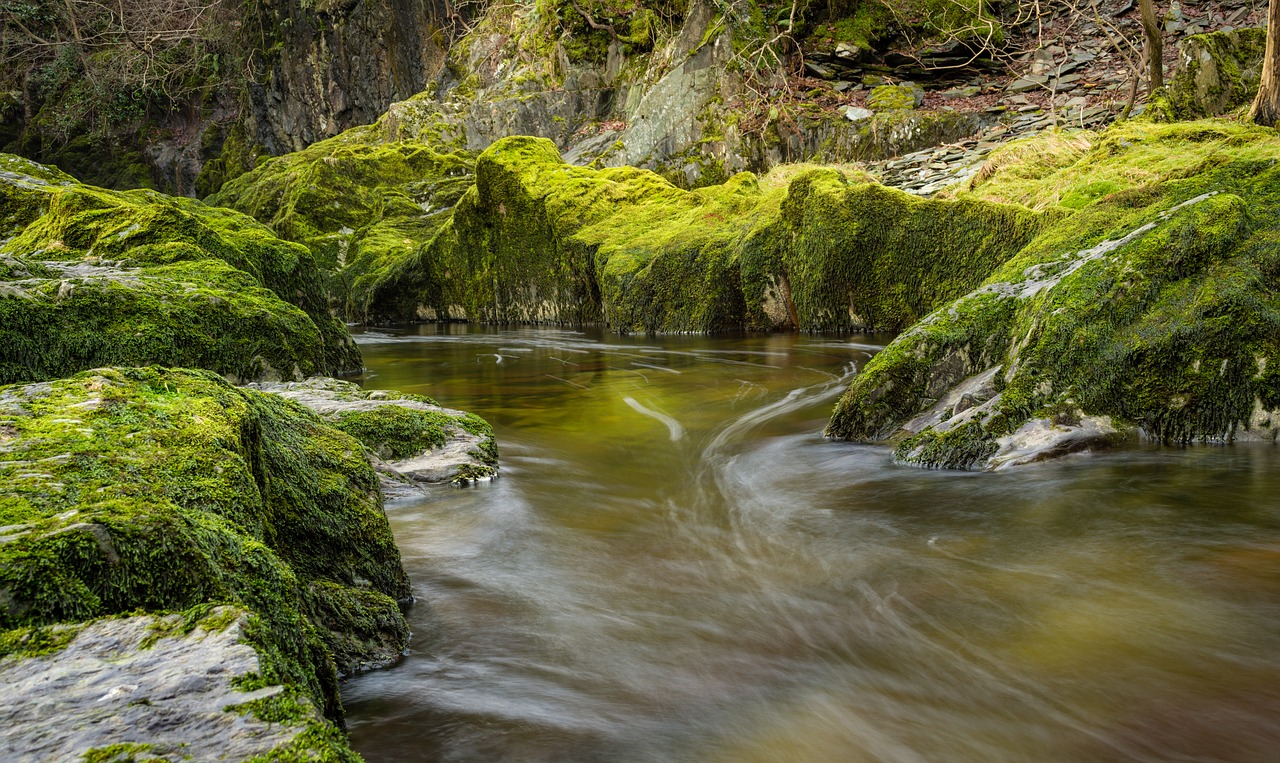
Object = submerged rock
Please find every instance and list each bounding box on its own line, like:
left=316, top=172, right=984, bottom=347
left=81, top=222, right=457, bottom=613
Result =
left=828, top=119, right=1280, bottom=470
left=0, top=366, right=414, bottom=757
left=250, top=377, right=499, bottom=492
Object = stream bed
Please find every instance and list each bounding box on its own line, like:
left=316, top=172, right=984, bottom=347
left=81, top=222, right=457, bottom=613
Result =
left=342, top=325, right=1280, bottom=763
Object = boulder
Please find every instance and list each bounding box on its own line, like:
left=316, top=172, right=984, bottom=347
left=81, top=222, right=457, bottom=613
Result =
left=0, top=366, right=415, bottom=756
left=249, top=377, right=499, bottom=492
left=1168, top=27, right=1267, bottom=119
left=829, top=120, right=1280, bottom=470
left=0, top=154, right=361, bottom=384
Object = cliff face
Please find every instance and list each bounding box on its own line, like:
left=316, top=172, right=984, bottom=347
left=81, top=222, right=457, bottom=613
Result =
left=246, top=0, right=456, bottom=155
left=1, top=0, right=466, bottom=196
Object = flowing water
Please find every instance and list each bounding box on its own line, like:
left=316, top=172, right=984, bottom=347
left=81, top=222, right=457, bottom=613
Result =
left=342, top=325, right=1280, bottom=763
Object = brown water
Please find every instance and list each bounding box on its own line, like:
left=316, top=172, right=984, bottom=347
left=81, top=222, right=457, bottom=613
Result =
left=342, top=325, right=1280, bottom=763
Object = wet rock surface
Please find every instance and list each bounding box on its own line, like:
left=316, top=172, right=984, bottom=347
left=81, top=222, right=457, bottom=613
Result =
left=250, top=377, right=499, bottom=494
left=0, top=609, right=310, bottom=762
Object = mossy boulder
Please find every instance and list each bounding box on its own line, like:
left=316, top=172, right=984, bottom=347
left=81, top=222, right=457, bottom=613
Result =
left=0, top=366, right=414, bottom=754
left=435, top=136, right=1043, bottom=333
left=208, top=126, right=475, bottom=323
left=827, top=119, right=1280, bottom=469
left=866, top=83, right=924, bottom=112
left=0, top=608, right=359, bottom=761
left=249, top=377, right=499, bottom=490
left=1168, top=27, right=1267, bottom=120
left=0, top=155, right=361, bottom=384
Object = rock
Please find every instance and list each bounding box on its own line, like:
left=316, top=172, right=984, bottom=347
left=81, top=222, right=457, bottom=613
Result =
left=0, top=366, right=417, bottom=757
left=844, top=106, right=875, bottom=122
left=828, top=121, right=1280, bottom=469
left=987, top=415, right=1129, bottom=470
left=835, top=42, right=865, bottom=61
left=867, top=83, right=924, bottom=111
left=249, top=376, right=499, bottom=490
left=805, top=61, right=836, bottom=79
left=0, top=154, right=362, bottom=386
left=0, top=610, right=328, bottom=761
left=1168, top=27, right=1267, bottom=118
left=941, top=85, right=982, bottom=99
left=1007, top=74, right=1049, bottom=93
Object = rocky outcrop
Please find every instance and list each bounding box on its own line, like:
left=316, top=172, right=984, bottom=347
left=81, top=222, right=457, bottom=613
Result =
left=245, top=0, right=459, bottom=156
left=827, top=119, right=1280, bottom=469
left=0, top=154, right=361, bottom=384
left=250, top=377, right=499, bottom=493
left=0, top=366, right=416, bottom=757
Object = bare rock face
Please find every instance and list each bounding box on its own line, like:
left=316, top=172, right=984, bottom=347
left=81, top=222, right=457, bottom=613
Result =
left=246, top=0, right=458, bottom=155
left=0, top=609, right=317, bottom=762
left=250, top=377, right=499, bottom=496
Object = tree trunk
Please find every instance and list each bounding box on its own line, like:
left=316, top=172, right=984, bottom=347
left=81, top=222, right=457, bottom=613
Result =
left=1252, top=0, right=1280, bottom=126
left=1139, top=0, right=1164, bottom=92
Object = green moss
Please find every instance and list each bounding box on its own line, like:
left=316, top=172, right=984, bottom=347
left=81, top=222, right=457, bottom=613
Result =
left=0, top=366, right=412, bottom=727
left=79, top=743, right=169, bottom=763
left=829, top=118, right=1280, bottom=468
left=0, top=155, right=360, bottom=382
left=209, top=130, right=475, bottom=323
left=866, top=84, right=920, bottom=112
left=0, top=621, right=84, bottom=659
left=331, top=406, right=452, bottom=460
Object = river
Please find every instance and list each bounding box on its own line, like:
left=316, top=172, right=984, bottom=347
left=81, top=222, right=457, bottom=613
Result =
left=342, top=324, right=1280, bottom=763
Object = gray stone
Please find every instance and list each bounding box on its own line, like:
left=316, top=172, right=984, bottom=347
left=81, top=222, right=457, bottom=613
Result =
left=0, top=609, right=314, bottom=762
left=1007, top=75, right=1049, bottom=93
left=843, top=106, right=874, bottom=122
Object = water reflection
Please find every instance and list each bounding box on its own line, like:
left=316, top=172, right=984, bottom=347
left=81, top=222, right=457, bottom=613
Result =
left=344, top=325, right=1280, bottom=763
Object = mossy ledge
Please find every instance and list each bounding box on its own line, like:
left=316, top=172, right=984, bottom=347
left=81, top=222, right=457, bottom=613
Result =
left=0, top=154, right=362, bottom=385
left=827, top=118, right=1280, bottom=470
left=230, top=134, right=1044, bottom=331
left=0, top=366, right=414, bottom=759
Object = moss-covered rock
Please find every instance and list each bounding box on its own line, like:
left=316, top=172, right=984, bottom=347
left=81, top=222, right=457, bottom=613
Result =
left=0, top=154, right=360, bottom=383
left=0, top=366, right=413, bottom=751
left=0, top=607, right=359, bottom=761
left=827, top=119, right=1280, bottom=469
left=249, top=376, right=499, bottom=489
left=428, top=135, right=1043, bottom=333
left=1168, top=27, right=1267, bottom=120
left=208, top=126, right=475, bottom=324
left=866, top=84, right=924, bottom=112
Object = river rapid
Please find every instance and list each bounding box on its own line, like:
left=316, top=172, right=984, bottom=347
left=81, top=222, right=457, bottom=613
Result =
left=342, top=325, right=1280, bottom=763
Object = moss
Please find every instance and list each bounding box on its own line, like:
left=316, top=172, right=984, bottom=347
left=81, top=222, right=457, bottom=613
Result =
left=866, top=84, right=920, bottom=112
left=79, top=743, right=170, bottom=763
left=0, top=154, right=360, bottom=382
left=1167, top=27, right=1268, bottom=120
left=829, top=118, right=1280, bottom=468
left=0, top=621, right=84, bottom=659
left=0, top=366, right=412, bottom=730
left=195, top=124, right=268, bottom=198
left=894, top=420, right=999, bottom=470
left=331, top=406, right=452, bottom=460
left=208, top=130, right=476, bottom=323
